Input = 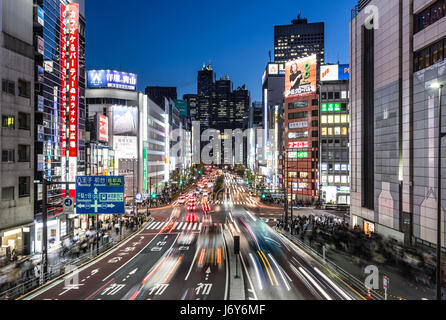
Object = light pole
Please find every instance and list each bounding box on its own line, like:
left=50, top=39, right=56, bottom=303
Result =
left=431, top=82, right=444, bottom=300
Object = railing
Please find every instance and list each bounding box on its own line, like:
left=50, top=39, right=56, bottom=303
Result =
left=0, top=220, right=151, bottom=300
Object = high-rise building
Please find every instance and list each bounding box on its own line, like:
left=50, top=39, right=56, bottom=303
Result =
left=0, top=0, right=35, bottom=256
left=32, top=0, right=86, bottom=253
left=274, top=14, right=324, bottom=66
left=350, top=0, right=446, bottom=247
left=197, top=64, right=215, bottom=129
left=283, top=55, right=319, bottom=203
left=145, top=86, right=177, bottom=108
left=319, top=64, right=350, bottom=206
left=183, top=94, right=198, bottom=122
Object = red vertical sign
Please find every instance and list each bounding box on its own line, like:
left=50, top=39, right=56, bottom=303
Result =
left=60, top=3, right=67, bottom=197
left=67, top=3, right=79, bottom=197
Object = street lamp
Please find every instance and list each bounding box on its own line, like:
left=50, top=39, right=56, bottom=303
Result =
left=431, top=82, right=444, bottom=300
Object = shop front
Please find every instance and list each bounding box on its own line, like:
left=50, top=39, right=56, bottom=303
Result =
left=0, top=226, right=31, bottom=259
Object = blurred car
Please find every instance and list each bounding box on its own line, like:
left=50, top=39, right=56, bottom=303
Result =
left=185, top=213, right=198, bottom=223
left=187, top=203, right=197, bottom=212
left=178, top=197, right=185, bottom=204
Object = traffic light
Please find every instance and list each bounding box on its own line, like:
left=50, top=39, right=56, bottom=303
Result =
left=198, top=170, right=202, bottom=175
left=261, top=193, right=267, bottom=200
left=246, top=181, right=250, bottom=186
left=151, top=193, right=157, bottom=199
left=179, top=180, right=184, bottom=186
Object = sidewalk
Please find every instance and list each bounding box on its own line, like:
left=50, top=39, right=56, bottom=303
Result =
left=279, top=227, right=436, bottom=300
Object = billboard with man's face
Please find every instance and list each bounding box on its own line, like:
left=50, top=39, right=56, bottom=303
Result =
left=285, top=54, right=317, bottom=99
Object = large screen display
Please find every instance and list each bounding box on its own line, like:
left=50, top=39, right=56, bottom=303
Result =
left=113, top=106, right=138, bottom=136
left=88, top=70, right=137, bottom=91
left=285, top=54, right=317, bottom=99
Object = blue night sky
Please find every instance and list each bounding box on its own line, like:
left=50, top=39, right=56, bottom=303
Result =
left=86, top=0, right=355, bottom=102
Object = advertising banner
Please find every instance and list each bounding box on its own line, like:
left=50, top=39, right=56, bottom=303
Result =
left=97, top=114, right=109, bottom=142
left=285, top=54, right=317, bottom=98
left=321, top=65, right=339, bottom=82
left=37, top=36, right=44, bottom=55
left=268, top=64, right=278, bottom=75
left=87, top=70, right=137, bottom=91
left=60, top=3, right=67, bottom=195
left=288, top=120, right=308, bottom=130
left=113, top=136, right=138, bottom=159
left=288, top=141, right=309, bottom=149
left=143, top=149, right=148, bottom=192
left=113, top=106, right=138, bottom=136
left=338, top=64, right=350, bottom=80
left=67, top=3, right=79, bottom=198
left=37, top=6, right=44, bottom=26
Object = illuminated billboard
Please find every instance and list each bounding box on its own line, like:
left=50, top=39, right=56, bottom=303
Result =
left=320, top=64, right=350, bottom=81
left=288, top=120, right=308, bottom=130
left=174, top=100, right=188, bottom=117
left=289, top=151, right=309, bottom=159
left=288, top=141, right=309, bottom=149
left=113, top=136, right=138, bottom=159
left=285, top=54, right=317, bottom=98
left=88, top=70, right=137, bottom=91
left=113, top=106, right=138, bottom=136
left=268, top=64, right=279, bottom=75
left=97, top=114, right=109, bottom=142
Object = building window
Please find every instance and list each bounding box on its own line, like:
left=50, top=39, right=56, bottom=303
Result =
left=18, top=79, right=31, bottom=98
left=334, top=92, right=340, bottom=99
left=18, top=145, right=30, bottom=162
left=321, top=127, right=327, bottom=136
left=312, top=99, right=319, bottom=106
left=321, top=92, right=327, bottom=100
left=341, top=91, right=347, bottom=99
left=341, top=103, right=348, bottom=111
left=342, top=127, right=348, bottom=135
left=328, top=115, right=334, bottom=124
left=2, top=187, right=14, bottom=201
left=312, top=120, right=319, bottom=127
left=18, top=177, right=30, bottom=198
left=328, top=92, right=334, bottom=100
left=415, top=0, right=446, bottom=33
left=414, top=38, right=446, bottom=72
left=1, top=79, right=15, bottom=95
left=288, top=111, right=308, bottom=120
left=2, top=149, right=15, bottom=162
left=288, top=101, right=308, bottom=109
left=312, top=130, right=319, bottom=137
left=321, top=115, right=327, bottom=124
left=311, top=110, right=319, bottom=117
left=18, top=113, right=31, bottom=130
left=334, top=127, right=341, bottom=135
left=328, top=128, right=333, bottom=136
left=2, top=115, right=15, bottom=129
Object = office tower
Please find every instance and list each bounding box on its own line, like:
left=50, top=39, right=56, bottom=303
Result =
left=145, top=86, right=177, bottom=108
left=183, top=94, right=198, bottom=122
left=350, top=0, right=446, bottom=247
left=197, top=64, right=215, bottom=129
left=33, top=0, right=86, bottom=251
left=319, top=64, right=350, bottom=206
left=274, top=13, right=324, bottom=65
left=0, top=0, right=35, bottom=256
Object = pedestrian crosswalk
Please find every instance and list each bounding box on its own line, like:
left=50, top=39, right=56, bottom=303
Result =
left=145, top=221, right=203, bottom=232
left=213, top=197, right=260, bottom=206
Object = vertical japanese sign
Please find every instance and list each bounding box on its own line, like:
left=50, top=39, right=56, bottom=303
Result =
left=60, top=3, right=67, bottom=197
left=143, top=149, right=148, bottom=192
left=68, top=3, right=79, bottom=197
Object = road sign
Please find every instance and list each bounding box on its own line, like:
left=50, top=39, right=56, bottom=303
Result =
left=75, top=176, right=125, bottom=215
left=63, top=197, right=74, bottom=214
left=135, top=193, right=142, bottom=202
left=383, top=276, right=389, bottom=289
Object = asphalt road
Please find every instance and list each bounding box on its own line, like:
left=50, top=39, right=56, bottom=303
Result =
left=23, top=172, right=361, bottom=300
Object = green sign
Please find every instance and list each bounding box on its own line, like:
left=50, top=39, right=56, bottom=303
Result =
left=321, top=104, right=327, bottom=112
left=107, top=177, right=123, bottom=186
left=174, top=100, right=188, bottom=118
left=143, top=149, right=148, bottom=192
left=334, top=103, right=341, bottom=111
left=328, top=103, right=334, bottom=112
left=297, top=151, right=309, bottom=159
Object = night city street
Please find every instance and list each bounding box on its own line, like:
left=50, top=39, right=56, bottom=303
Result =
left=0, top=0, right=445, bottom=317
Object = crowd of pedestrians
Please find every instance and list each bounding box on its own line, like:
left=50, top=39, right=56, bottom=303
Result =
left=0, top=212, right=149, bottom=297
left=278, top=214, right=439, bottom=289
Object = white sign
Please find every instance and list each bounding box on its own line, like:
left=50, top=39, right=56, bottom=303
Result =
left=113, top=136, right=138, bottom=159
left=288, top=121, right=308, bottom=130
left=63, top=197, right=74, bottom=214
left=321, top=65, right=339, bottom=82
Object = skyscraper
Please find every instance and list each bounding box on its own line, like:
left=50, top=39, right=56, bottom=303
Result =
left=33, top=0, right=86, bottom=251
left=274, top=13, right=324, bottom=65
left=197, top=64, right=215, bottom=129
left=145, top=86, right=177, bottom=108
